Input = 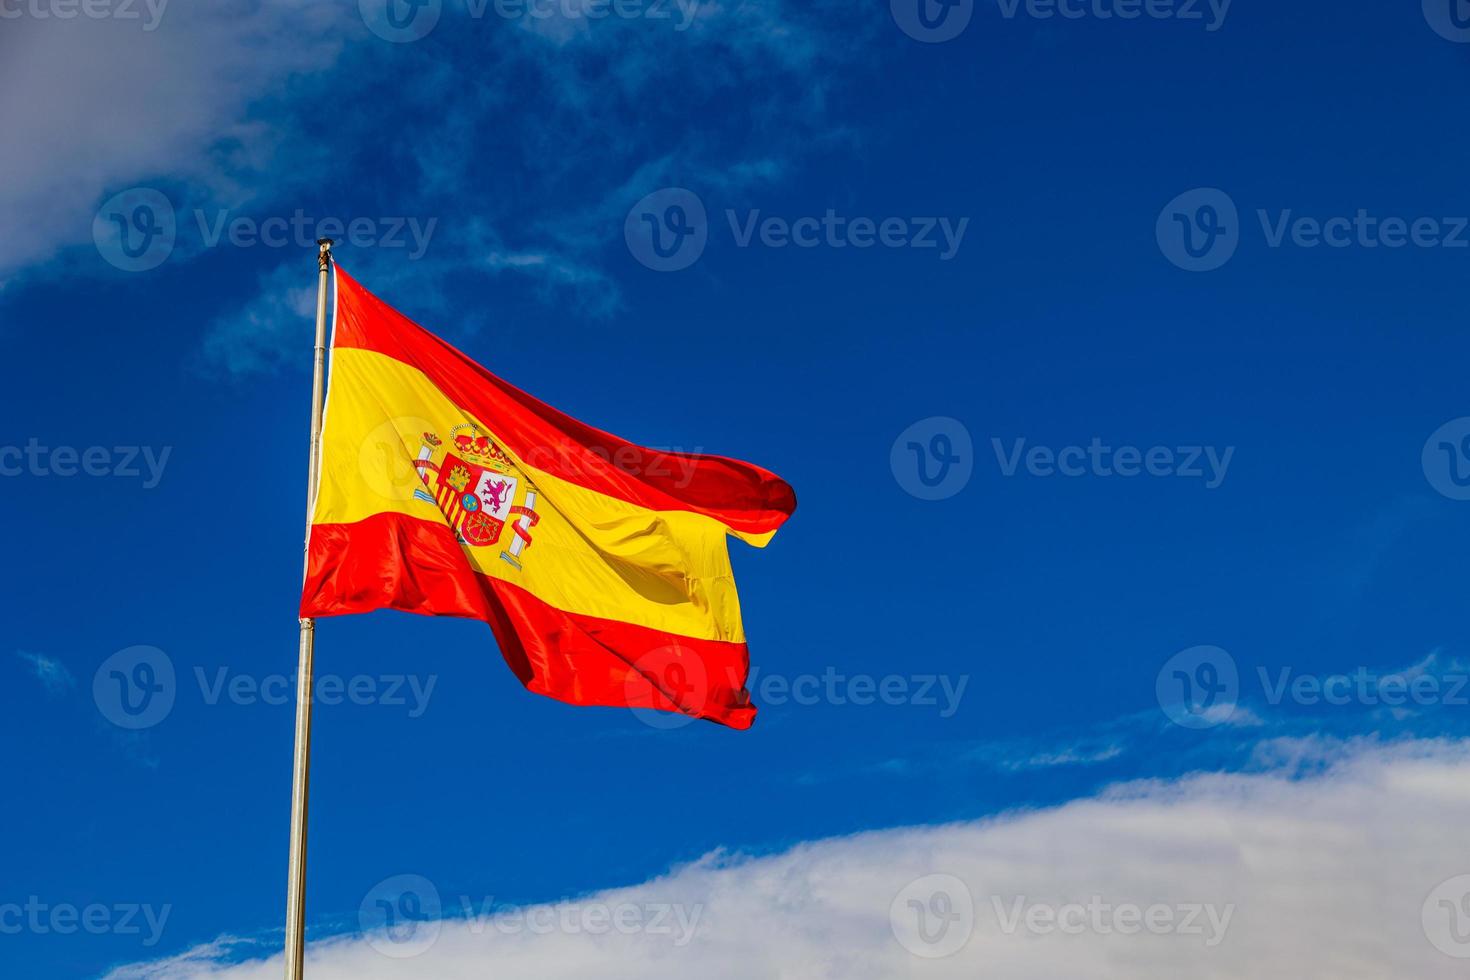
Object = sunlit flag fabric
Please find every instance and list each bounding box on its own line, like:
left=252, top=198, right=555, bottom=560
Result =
left=300, top=267, right=795, bottom=729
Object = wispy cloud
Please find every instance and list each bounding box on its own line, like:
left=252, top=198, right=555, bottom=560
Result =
left=834, top=646, right=1470, bottom=793
left=2, top=2, right=871, bottom=374
left=195, top=262, right=319, bottom=379
left=997, top=738, right=1126, bottom=771
left=15, top=650, right=76, bottom=697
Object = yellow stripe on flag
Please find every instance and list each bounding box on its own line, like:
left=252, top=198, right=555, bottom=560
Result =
left=312, top=347, right=748, bottom=643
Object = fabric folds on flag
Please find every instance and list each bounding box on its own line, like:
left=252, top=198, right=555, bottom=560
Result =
left=300, top=266, right=795, bottom=729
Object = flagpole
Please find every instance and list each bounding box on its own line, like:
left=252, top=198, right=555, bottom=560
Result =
left=285, top=237, right=333, bottom=980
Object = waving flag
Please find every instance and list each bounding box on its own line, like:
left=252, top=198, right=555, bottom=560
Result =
left=300, top=267, right=795, bottom=728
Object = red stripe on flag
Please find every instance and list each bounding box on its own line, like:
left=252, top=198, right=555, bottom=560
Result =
left=302, top=511, right=758, bottom=729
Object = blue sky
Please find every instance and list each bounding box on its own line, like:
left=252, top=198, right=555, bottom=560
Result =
left=5, top=1, right=1470, bottom=977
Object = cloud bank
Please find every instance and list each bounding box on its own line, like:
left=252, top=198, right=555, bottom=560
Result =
left=107, top=735, right=1470, bottom=978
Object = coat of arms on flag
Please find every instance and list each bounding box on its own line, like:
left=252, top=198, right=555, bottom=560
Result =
left=409, top=424, right=539, bottom=568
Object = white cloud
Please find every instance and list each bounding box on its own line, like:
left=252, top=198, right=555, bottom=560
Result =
left=1204, top=701, right=1266, bottom=728
left=15, top=650, right=76, bottom=696
left=0, top=1, right=346, bottom=284
left=107, top=736, right=1470, bottom=978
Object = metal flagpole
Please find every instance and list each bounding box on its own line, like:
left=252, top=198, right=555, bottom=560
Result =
left=285, top=237, right=334, bottom=980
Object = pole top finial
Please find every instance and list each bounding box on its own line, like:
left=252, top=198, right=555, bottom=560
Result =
left=317, top=238, right=334, bottom=271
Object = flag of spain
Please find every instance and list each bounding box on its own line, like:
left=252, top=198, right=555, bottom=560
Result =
left=300, top=267, right=796, bottom=729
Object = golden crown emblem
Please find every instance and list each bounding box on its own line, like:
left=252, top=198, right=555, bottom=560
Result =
left=449, top=423, right=513, bottom=471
